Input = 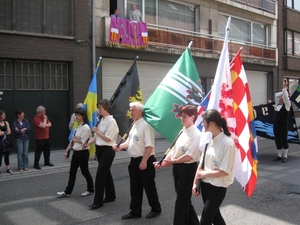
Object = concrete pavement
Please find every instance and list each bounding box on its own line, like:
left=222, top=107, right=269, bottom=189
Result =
left=0, top=138, right=170, bottom=181
left=1, top=136, right=300, bottom=224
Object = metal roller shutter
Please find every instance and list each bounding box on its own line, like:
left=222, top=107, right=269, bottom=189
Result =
left=102, top=58, right=172, bottom=102
left=245, top=70, right=268, bottom=106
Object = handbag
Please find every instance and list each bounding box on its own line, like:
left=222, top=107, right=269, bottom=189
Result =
left=0, top=134, right=13, bottom=152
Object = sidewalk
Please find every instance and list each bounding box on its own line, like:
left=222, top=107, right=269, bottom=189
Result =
left=0, top=138, right=170, bottom=181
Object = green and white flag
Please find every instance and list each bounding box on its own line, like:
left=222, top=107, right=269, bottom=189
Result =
left=144, top=47, right=205, bottom=142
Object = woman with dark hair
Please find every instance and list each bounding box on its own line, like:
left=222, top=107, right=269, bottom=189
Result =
left=192, top=109, right=236, bottom=225
left=13, top=110, right=30, bottom=172
left=0, top=110, right=14, bottom=174
left=87, top=99, right=119, bottom=210
left=57, top=108, right=94, bottom=197
left=154, top=105, right=201, bottom=225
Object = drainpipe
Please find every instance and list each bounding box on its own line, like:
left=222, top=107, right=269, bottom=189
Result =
left=92, top=0, right=96, bottom=72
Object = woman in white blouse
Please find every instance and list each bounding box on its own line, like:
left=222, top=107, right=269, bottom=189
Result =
left=57, top=108, right=94, bottom=198
left=192, top=109, right=236, bottom=225
left=88, top=99, right=119, bottom=210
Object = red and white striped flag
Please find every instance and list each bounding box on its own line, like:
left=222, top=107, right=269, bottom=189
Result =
left=230, top=48, right=258, bottom=197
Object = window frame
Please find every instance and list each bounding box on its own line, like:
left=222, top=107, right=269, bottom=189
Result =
left=284, top=29, right=300, bottom=57
left=219, top=14, right=268, bottom=46
left=0, top=0, right=74, bottom=37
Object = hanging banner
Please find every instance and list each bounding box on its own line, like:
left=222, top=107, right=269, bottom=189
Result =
left=108, top=17, right=148, bottom=49
left=253, top=103, right=299, bottom=143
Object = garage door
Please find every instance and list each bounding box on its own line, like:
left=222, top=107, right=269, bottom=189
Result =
left=103, top=60, right=267, bottom=106
left=245, top=70, right=268, bottom=106
left=102, top=58, right=172, bottom=102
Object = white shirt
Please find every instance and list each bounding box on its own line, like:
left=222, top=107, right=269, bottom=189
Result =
left=170, top=125, right=201, bottom=163
left=125, top=117, right=155, bottom=158
left=73, top=123, right=91, bottom=151
left=201, top=132, right=236, bottom=187
left=95, top=115, right=119, bottom=146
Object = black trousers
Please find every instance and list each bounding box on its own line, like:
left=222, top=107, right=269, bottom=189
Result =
left=173, top=163, right=199, bottom=225
left=34, top=139, right=51, bottom=166
left=93, top=145, right=116, bottom=206
left=65, top=150, right=94, bottom=195
left=0, top=151, right=9, bottom=166
left=128, top=155, right=161, bottom=215
left=273, top=122, right=289, bottom=149
left=200, top=182, right=227, bottom=225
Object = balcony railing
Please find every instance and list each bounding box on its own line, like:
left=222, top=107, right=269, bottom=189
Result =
left=147, top=24, right=276, bottom=61
left=231, top=0, right=275, bottom=13
left=103, top=17, right=276, bottom=63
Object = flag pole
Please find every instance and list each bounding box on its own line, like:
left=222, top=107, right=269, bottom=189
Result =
left=116, top=121, right=135, bottom=148
left=158, top=130, right=183, bottom=165
left=188, top=41, right=193, bottom=49
left=95, top=56, right=102, bottom=73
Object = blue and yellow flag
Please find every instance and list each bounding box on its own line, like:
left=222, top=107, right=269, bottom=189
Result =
left=82, top=58, right=101, bottom=129
left=69, top=57, right=102, bottom=156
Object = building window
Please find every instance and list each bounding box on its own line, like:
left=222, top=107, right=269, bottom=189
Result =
left=0, top=60, right=13, bottom=90
left=158, top=1, right=194, bottom=31
left=295, top=32, right=300, bottom=56
left=1, top=60, right=69, bottom=90
left=44, top=62, right=68, bottom=90
left=253, top=23, right=266, bottom=45
left=285, top=30, right=293, bottom=55
left=218, top=14, right=268, bottom=46
left=145, top=0, right=156, bottom=24
left=15, top=61, right=42, bottom=90
left=286, top=0, right=292, bottom=7
left=16, top=0, right=43, bottom=33
left=285, top=29, right=300, bottom=56
left=46, top=0, right=72, bottom=36
left=285, top=0, right=300, bottom=11
left=126, top=0, right=195, bottom=31
left=0, top=0, right=12, bottom=30
left=0, top=0, right=73, bottom=36
left=126, top=0, right=142, bottom=20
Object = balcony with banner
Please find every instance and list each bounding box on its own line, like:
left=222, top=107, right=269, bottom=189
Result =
left=103, top=16, right=276, bottom=66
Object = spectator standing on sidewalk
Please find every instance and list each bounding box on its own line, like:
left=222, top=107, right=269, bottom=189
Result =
left=0, top=110, right=14, bottom=174
left=32, top=105, right=53, bottom=169
left=13, top=110, right=30, bottom=172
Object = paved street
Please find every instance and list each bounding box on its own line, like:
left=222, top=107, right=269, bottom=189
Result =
left=1, top=137, right=300, bottom=225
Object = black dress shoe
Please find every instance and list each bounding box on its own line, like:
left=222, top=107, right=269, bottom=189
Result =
left=145, top=211, right=161, bottom=219
left=273, top=156, right=282, bottom=161
left=282, top=157, right=288, bottom=163
left=45, top=162, right=54, bottom=166
left=89, top=204, right=102, bottom=210
left=34, top=165, right=41, bottom=170
left=121, top=213, right=141, bottom=219
left=103, top=198, right=115, bottom=203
